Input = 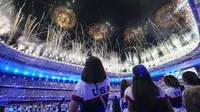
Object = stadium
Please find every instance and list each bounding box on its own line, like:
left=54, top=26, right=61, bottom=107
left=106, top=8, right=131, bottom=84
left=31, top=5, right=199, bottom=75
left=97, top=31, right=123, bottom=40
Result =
left=0, top=0, right=200, bottom=111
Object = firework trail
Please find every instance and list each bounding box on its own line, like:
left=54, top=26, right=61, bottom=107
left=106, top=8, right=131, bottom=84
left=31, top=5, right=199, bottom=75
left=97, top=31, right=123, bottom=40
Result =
left=0, top=0, right=13, bottom=36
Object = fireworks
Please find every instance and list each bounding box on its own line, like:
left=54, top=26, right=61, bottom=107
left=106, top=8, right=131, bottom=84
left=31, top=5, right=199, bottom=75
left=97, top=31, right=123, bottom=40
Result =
left=176, top=0, right=195, bottom=27
left=0, top=0, right=13, bottom=36
left=124, top=27, right=145, bottom=45
left=53, top=6, right=76, bottom=29
left=155, top=1, right=181, bottom=28
left=89, top=23, right=111, bottom=40
left=0, top=14, right=11, bottom=35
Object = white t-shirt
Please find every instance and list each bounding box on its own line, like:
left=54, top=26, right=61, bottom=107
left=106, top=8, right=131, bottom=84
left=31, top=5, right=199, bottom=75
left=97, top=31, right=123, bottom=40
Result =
left=122, top=86, right=131, bottom=110
left=165, top=87, right=182, bottom=108
left=124, top=86, right=131, bottom=101
left=72, top=77, right=110, bottom=112
left=165, top=87, right=182, bottom=98
left=61, top=103, right=68, bottom=111
left=126, top=87, right=167, bottom=101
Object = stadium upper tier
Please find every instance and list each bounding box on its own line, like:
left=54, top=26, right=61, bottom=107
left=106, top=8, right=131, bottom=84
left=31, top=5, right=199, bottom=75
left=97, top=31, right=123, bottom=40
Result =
left=0, top=40, right=200, bottom=84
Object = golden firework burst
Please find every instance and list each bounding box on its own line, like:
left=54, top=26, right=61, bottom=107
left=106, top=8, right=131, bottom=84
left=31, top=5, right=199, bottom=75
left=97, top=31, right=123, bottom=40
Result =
left=124, top=27, right=145, bottom=44
left=89, top=23, right=111, bottom=40
left=53, top=6, right=76, bottom=29
left=155, top=1, right=181, bottom=28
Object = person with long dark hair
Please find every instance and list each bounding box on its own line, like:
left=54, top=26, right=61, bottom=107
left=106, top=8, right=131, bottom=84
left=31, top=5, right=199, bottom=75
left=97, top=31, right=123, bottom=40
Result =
left=182, top=71, right=200, bottom=87
left=69, top=56, right=110, bottom=112
left=163, top=75, right=183, bottom=110
left=126, top=65, right=174, bottom=112
left=120, top=79, right=131, bottom=111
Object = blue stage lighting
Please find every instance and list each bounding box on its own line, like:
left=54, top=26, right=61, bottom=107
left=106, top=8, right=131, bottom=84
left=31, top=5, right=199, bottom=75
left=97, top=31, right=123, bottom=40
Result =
left=14, top=69, right=19, bottom=73
left=46, top=76, right=49, bottom=79
left=32, top=73, right=35, bottom=77
left=9, top=108, right=13, bottom=111
left=52, top=76, right=56, bottom=80
left=116, top=78, right=120, bottom=82
left=57, top=76, right=60, bottom=80
left=24, top=71, right=28, bottom=75
left=63, top=77, right=66, bottom=81
left=5, top=66, right=9, bottom=70
left=39, top=74, right=43, bottom=78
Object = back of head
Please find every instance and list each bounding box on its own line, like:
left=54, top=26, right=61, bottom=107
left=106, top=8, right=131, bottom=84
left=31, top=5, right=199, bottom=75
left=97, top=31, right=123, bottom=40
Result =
left=82, top=56, right=106, bottom=83
left=182, top=71, right=200, bottom=86
left=132, top=65, right=159, bottom=112
left=120, top=79, right=131, bottom=98
left=163, top=75, right=180, bottom=88
left=183, top=86, right=200, bottom=112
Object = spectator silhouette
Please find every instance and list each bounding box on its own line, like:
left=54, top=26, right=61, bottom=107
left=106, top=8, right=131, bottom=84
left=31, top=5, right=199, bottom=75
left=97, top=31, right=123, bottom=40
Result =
left=126, top=65, right=174, bottom=112
left=163, top=75, right=183, bottom=109
left=112, top=96, right=121, bottom=112
left=182, top=71, right=200, bottom=87
left=69, top=56, right=110, bottom=112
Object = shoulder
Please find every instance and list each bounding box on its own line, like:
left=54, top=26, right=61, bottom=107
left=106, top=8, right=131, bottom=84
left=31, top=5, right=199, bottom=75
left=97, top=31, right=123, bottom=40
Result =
left=72, top=80, right=85, bottom=101
left=125, top=86, right=134, bottom=101
left=157, top=87, right=167, bottom=98
left=182, top=88, right=187, bottom=96
left=164, top=87, right=171, bottom=91
left=126, top=86, right=132, bottom=93
left=75, top=80, right=86, bottom=90
left=76, top=80, right=86, bottom=85
left=100, top=77, right=110, bottom=87
left=164, top=87, right=173, bottom=94
left=124, top=86, right=131, bottom=95
left=182, top=86, right=196, bottom=96
left=182, top=87, right=195, bottom=104
left=104, top=77, right=110, bottom=84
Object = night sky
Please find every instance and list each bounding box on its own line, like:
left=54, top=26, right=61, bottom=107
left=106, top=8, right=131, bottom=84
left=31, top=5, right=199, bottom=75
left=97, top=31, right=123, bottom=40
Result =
left=14, top=0, right=172, bottom=52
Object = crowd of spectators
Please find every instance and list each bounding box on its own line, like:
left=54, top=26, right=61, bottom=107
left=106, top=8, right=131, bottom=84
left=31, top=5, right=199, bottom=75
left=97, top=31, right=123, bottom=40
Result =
left=0, top=76, right=75, bottom=90
left=0, top=74, right=120, bottom=102
left=0, top=88, right=71, bottom=101
left=4, top=101, right=71, bottom=112
left=2, top=56, right=200, bottom=112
